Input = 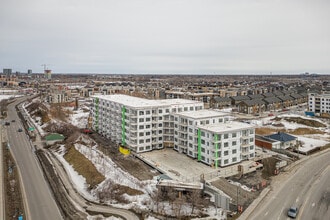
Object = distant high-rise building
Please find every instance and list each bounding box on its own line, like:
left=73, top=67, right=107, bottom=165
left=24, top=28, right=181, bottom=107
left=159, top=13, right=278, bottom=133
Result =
left=45, top=69, right=52, bottom=80
left=3, top=68, right=12, bottom=76
left=28, top=69, right=32, bottom=74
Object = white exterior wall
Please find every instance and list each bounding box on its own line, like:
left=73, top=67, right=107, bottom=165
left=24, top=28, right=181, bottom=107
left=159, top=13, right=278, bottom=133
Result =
left=308, top=93, right=330, bottom=114
left=91, top=95, right=204, bottom=153
left=173, top=113, right=229, bottom=158
left=199, top=122, right=255, bottom=167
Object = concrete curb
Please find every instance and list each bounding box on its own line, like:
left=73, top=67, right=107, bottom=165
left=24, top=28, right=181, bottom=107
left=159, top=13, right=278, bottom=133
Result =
left=237, top=187, right=270, bottom=220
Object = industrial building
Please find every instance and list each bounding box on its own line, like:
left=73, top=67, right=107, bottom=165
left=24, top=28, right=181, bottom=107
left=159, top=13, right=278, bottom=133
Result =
left=91, top=94, right=255, bottom=167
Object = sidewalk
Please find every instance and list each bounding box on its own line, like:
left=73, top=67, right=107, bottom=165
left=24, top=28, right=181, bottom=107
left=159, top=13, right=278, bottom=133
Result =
left=237, top=148, right=330, bottom=220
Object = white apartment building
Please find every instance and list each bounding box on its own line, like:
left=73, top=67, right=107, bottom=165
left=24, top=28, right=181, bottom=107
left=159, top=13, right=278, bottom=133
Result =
left=308, top=92, right=330, bottom=114
left=91, top=94, right=204, bottom=153
left=174, top=110, right=255, bottom=168
left=198, top=122, right=255, bottom=167
left=173, top=110, right=230, bottom=156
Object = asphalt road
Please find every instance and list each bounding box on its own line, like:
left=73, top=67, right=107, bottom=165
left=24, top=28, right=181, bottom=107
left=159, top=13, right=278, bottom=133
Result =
left=6, top=98, right=62, bottom=220
left=247, top=150, right=330, bottom=220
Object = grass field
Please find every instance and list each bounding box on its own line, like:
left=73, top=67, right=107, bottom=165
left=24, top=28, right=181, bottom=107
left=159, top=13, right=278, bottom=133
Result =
left=64, top=145, right=105, bottom=189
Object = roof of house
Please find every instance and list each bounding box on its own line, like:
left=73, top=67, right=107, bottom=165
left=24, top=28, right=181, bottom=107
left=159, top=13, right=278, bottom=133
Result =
left=277, top=95, right=294, bottom=101
left=240, top=99, right=265, bottom=106
left=263, top=97, right=282, bottom=104
left=45, top=133, right=65, bottom=141
left=262, top=92, right=275, bottom=97
left=290, top=93, right=303, bottom=99
left=230, top=95, right=250, bottom=101
left=265, top=132, right=297, bottom=142
left=214, top=97, right=232, bottom=102
left=248, top=94, right=264, bottom=99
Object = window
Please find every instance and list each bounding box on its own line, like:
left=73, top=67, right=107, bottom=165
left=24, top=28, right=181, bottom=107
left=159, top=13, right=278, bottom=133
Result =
left=250, top=145, right=254, bottom=150
left=232, top=157, right=237, bottom=162
left=146, top=125, right=150, bottom=129
left=250, top=129, right=254, bottom=134
left=139, top=118, right=144, bottom=122
left=224, top=151, right=228, bottom=156
left=139, top=132, right=144, bottom=136
left=224, top=159, right=229, bottom=164
left=224, top=134, right=229, bottom=139
left=166, top=109, right=169, bottom=113
left=232, top=141, right=237, bottom=146
left=184, top=107, right=188, bottom=111
left=139, top=139, right=144, bottom=144
left=224, top=142, right=229, bottom=147
left=219, top=119, right=223, bottom=123
left=159, top=109, right=162, bottom=114
left=201, top=147, right=205, bottom=153
left=146, top=118, right=151, bottom=122
left=139, top=125, right=144, bottom=129
left=139, top=147, right=144, bottom=151
left=190, top=107, right=193, bottom=111
left=232, top=149, right=237, bottom=154
left=139, top=111, right=144, bottom=115
left=146, top=110, right=150, bottom=115
left=232, top=133, right=237, bottom=138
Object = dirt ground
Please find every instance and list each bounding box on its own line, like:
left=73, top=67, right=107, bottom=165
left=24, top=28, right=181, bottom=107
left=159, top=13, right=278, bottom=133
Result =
left=211, top=170, right=269, bottom=212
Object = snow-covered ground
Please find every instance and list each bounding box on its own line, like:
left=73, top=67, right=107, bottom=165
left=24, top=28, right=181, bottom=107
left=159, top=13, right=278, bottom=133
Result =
left=53, top=136, right=226, bottom=219
left=251, top=113, right=329, bottom=152
left=68, top=108, right=89, bottom=128
left=0, top=94, right=22, bottom=101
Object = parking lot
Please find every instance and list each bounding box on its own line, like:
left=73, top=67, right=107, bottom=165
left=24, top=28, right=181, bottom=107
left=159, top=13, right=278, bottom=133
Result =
left=140, top=148, right=262, bottom=182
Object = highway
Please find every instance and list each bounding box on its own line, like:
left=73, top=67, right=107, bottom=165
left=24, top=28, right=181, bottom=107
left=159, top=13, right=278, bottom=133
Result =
left=246, top=149, right=330, bottom=220
left=6, top=98, right=63, bottom=220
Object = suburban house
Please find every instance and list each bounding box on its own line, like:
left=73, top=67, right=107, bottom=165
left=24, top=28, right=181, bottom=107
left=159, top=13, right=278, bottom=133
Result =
left=238, top=99, right=266, bottom=114
left=264, top=132, right=297, bottom=150
left=255, top=135, right=281, bottom=150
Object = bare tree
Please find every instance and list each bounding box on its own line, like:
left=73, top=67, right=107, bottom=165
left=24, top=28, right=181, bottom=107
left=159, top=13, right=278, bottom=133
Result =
left=187, top=189, right=203, bottom=215
left=173, top=196, right=185, bottom=218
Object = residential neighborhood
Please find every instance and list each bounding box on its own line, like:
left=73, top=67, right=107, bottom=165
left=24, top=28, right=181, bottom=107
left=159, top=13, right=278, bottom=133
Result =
left=0, top=70, right=329, bottom=219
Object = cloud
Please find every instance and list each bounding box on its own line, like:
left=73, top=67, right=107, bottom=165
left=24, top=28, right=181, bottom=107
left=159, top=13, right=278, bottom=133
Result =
left=0, top=0, right=329, bottom=74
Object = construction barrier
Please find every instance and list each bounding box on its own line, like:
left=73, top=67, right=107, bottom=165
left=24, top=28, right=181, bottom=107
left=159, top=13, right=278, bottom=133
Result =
left=119, top=146, right=130, bottom=155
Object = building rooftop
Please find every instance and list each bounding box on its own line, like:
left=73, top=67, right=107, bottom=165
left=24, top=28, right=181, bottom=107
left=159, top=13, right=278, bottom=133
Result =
left=265, top=132, right=297, bottom=142
left=175, top=109, right=229, bottom=119
left=93, top=94, right=203, bottom=108
left=199, top=121, right=254, bottom=133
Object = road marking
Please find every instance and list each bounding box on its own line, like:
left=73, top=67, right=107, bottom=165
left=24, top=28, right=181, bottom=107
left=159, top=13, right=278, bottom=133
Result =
left=277, top=207, right=284, bottom=220
left=312, top=202, right=315, bottom=207
left=296, top=197, right=299, bottom=203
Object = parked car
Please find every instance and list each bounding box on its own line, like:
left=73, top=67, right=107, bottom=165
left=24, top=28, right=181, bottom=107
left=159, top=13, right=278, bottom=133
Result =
left=18, top=128, right=23, bottom=132
left=11, top=119, right=15, bottom=122
left=287, top=206, right=298, bottom=218
left=5, top=122, right=10, bottom=126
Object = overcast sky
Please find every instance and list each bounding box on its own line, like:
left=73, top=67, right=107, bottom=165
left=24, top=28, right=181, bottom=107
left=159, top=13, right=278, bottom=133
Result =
left=1, top=0, right=329, bottom=74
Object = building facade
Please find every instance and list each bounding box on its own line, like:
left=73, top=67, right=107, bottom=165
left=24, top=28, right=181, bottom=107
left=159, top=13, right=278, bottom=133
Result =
left=91, top=95, right=204, bottom=153
left=308, top=92, right=330, bottom=114
left=91, top=95, right=255, bottom=167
